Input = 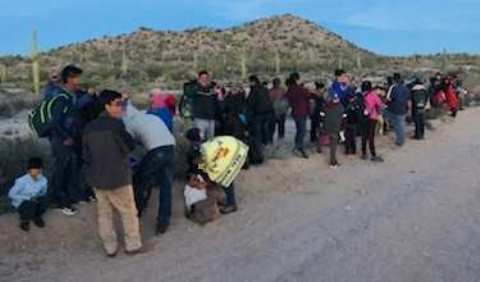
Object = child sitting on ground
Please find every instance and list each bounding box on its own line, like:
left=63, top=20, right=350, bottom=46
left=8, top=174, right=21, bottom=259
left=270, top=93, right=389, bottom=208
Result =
left=8, top=157, right=48, bottom=232
left=184, top=173, right=221, bottom=225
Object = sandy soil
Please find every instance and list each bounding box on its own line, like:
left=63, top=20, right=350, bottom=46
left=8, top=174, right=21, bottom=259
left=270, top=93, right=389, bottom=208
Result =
left=0, top=108, right=478, bottom=282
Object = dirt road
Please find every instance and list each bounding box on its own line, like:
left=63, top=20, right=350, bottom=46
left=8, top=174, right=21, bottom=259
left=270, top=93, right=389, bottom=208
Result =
left=2, top=108, right=480, bottom=282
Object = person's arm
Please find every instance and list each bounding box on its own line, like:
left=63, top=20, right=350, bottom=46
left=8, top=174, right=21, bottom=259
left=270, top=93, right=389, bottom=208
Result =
left=82, top=130, right=92, bottom=166
left=8, top=178, right=29, bottom=204
left=116, top=121, right=136, bottom=153
left=38, top=177, right=48, bottom=197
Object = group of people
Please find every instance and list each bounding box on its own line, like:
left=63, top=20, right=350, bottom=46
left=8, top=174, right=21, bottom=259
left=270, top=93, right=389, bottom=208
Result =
left=7, top=64, right=466, bottom=257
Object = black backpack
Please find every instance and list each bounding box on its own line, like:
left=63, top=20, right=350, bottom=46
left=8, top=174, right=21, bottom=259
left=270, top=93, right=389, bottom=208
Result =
left=28, top=93, right=71, bottom=138
left=412, top=88, right=427, bottom=109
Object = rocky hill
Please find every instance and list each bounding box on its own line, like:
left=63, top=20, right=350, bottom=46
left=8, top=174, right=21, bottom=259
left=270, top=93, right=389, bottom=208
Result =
left=0, top=14, right=478, bottom=93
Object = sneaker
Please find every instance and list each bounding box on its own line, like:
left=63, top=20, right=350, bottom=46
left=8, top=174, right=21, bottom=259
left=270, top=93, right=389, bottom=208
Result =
left=20, top=221, right=30, bottom=232
left=125, top=247, right=145, bottom=256
left=34, top=217, right=45, bottom=228
left=88, top=196, right=97, bottom=203
left=299, top=149, right=309, bottom=159
left=106, top=252, right=118, bottom=258
left=361, top=154, right=368, bottom=160
left=220, top=205, right=238, bottom=215
left=329, top=162, right=340, bottom=169
left=371, top=156, right=384, bottom=163
left=155, top=223, right=169, bottom=235
left=61, top=207, right=78, bottom=216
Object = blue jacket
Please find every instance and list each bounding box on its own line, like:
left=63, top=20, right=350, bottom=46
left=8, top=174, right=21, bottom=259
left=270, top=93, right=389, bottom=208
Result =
left=146, top=108, right=173, bottom=132
left=8, top=174, right=48, bottom=208
left=329, top=81, right=355, bottom=108
left=42, top=81, right=63, bottom=101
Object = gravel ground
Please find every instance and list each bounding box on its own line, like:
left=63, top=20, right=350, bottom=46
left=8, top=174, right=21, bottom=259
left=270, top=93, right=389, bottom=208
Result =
left=1, top=108, right=479, bottom=282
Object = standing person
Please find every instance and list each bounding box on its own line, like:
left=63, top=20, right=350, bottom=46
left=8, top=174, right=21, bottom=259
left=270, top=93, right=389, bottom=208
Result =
left=329, top=69, right=355, bottom=108
left=8, top=158, right=48, bottom=232
left=443, top=77, right=459, bottom=118
left=82, top=90, right=143, bottom=257
left=385, top=73, right=411, bottom=147
left=246, top=75, right=274, bottom=163
left=42, top=68, right=62, bottom=100
left=344, top=93, right=364, bottom=156
left=124, top=99, right=176, bottom=235
left=147, top=89, right=174, bottom=132
left=188, top=71, right=218, bottom=140
left=310, top=82, right=327, bottom=144
left=361, top=83, right=384, bottom=162
left=48, top=65, right=84, bottom=216
left=324, top=90, right=345, bottom=168
left=410, top=78, right=428, bottom=140
left=285, top=72, right=311, bottom=159
left=269, top=78, right=289, bottom=141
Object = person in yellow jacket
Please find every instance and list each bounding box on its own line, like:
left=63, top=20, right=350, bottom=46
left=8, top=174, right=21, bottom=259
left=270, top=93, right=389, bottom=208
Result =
left=188, top=133, right=248, bottom=214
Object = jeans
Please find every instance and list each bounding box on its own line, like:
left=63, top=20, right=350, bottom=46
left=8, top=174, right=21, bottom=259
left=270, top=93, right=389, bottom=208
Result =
left=223, top=183, right=237, bottom=207
left=48, top=139, right=81, bottom=208
left=385, top=111, right=406, bottom=146
left=133, top=146, right=175, bottom=225
left=362, top=119, right=377, bottom=157
left=294, top=117, right=307, bottom=150
left=269, top=114, right=286, bottom=141
left=17, top=197, right=48, bottom=222
left=413, top=111, right=425, bottom=139
left=95, top=185, right=142, bottom=254
left=193, top=118, right=216, bottom=140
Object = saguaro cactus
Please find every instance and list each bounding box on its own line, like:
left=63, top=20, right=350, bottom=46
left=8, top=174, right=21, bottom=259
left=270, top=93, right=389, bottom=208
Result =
left=441, top=48, right=448, bottom=73
left=274, top=49, right=281, bottom=75
left=31, top=30, right=40, bottom=96
left=0, top=64, right=6, bottom=83
left=356, top=53, right=362, bottom=70
left=240, top=47, right=247, bottom=81
left=121, top=47, right=129, bottom=77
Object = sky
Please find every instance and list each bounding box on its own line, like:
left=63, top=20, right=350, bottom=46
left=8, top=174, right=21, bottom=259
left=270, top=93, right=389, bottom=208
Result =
left=2, top=0, right=479, bottom=56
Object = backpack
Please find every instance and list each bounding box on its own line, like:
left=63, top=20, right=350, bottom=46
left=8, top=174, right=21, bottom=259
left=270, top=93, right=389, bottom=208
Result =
left=412, top=88, right=427, bottom=109
left=28, top=93, right=71, bottom=138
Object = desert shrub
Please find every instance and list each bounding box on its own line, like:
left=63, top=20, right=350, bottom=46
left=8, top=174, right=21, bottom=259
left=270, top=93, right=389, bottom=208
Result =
left=0, top=93, right=39, bottom=118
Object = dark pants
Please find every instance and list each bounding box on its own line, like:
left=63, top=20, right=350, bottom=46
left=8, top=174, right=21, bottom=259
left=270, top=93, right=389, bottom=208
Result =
left=329, top=132, right=339, bottom=164
left=270, top=114, right=286, bottom=141
left=17, top=197, right=48, bottom=222
left=49, top=139, right=81, bottom=208
left=362, top=119, right=377, bottom=157
left=134, top=146, right=175, bottom=225
left=413, top=111, right=425, bottom=139
left=294, top=117, right=307, bottom=150
left=252, top=114, right=273, bottom=147
left=223, top=183, right=237, bottom=207
left=344, top=125, right=357, bottom=155
left=310, top=115, right=320, bottom=142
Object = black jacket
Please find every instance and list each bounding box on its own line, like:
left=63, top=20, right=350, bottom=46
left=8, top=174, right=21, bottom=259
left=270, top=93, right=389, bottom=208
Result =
left=191, top=83, right=218, bottom=120
left=247, top=85, right=274, bottom=119
left=82, top=114, right=136, bottom=190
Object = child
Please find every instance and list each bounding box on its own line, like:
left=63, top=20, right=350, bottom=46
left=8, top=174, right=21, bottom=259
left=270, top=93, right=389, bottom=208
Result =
left=361, top=82, right=385, bottom=162
left=184, top=174, right=221, bottom=225
left=324, top=93, right=345, bottom=168
left=344, top=94, right=365, bottom=155
left=8, top=157, right=48, bottom=232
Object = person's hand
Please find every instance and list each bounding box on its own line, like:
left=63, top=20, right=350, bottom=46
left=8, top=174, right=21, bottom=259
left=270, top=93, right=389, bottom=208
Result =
left=63, top=138, right=74, bottom=146
left=87, top=88, right=97, bottom=96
